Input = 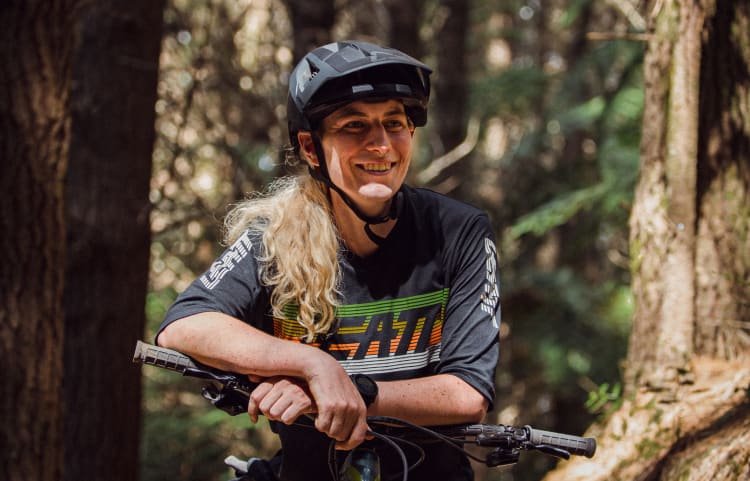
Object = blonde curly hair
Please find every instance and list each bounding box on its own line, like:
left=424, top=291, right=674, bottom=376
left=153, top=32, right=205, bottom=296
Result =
left=223, top=174, right=341, bottom=342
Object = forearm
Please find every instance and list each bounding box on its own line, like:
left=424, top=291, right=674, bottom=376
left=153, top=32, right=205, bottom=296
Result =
left=158, top=315, right=488, bottom=426
left=159, top=311, right=370, bottom=449
left=369, top=374, right=489, bottom=426
left=157, top=311, right=327, bottom=379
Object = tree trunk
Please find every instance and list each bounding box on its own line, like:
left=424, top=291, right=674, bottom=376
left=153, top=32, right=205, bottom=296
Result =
left=384, top=0, right=425, bottom=59
left=0, top=2, right=82, bottom=480
left=434, top=0, right=469, bottom=153
left=281, top=0, right=335, bottom=62
left=428, top=0, right=471, bottom=196
left=693, top=0, right=750, bottom=361
left=625, top=0, right=705, bottom=388
left=543, top=1, right=750, bottom=479
left=63, top=2, right=163, bottom=481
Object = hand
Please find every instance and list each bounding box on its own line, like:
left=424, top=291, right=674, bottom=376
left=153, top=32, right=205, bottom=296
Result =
left=304, top=357, right=370, bottom=450
left=247, top=376, right=316, bottom=425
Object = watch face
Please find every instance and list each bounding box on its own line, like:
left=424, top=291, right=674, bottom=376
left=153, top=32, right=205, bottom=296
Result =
left=352, top=374, right=378, bottom=405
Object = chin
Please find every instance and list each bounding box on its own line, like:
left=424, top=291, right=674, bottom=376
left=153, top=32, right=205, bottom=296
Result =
left=359, top=184, right=397, bottom=200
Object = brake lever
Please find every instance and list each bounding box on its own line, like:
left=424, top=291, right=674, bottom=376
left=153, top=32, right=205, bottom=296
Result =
left=533, top=444, right=571, bottom=460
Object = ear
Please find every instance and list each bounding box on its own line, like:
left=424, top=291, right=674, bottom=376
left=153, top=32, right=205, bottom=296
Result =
left=297, top=131, right=319, bottom=167
left=407, top=118, right=416, bottom=137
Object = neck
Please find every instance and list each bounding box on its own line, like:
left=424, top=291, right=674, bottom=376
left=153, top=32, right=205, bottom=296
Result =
left=331, top=194, right=396, bottom=257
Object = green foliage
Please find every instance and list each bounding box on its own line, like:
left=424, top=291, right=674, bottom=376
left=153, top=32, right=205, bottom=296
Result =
left=142, top=2, right=647, bottom=481
left=145, top=287, right=178, bottom=330
left=637, top=437, right=665, bottom=460
left=558, top=0, right=594, bottom=28
left=585, top=382, right=623, bottom=417
left=509, top=182, right=610, bottom=239
left=140, top=404, right=232, bottom=481
left=140, top=351, right=272, bottom=481
left=472, top=66, right=550, bottom=116
left=506, top=43, right=643, bottom=240
left=510, top=269, right=633, bottom=392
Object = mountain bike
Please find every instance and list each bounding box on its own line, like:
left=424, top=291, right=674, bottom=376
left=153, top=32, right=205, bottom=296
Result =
left=133, top=340, right=596, bottom=481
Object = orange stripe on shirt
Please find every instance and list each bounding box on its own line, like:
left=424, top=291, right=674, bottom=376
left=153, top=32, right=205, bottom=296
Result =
left=366, top=341, right=381, bottom=357
left=328, top=343, right=359, bottom=352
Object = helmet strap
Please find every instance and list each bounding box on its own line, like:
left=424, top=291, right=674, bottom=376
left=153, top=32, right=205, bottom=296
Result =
left=309, top=134, right=402, bottom=246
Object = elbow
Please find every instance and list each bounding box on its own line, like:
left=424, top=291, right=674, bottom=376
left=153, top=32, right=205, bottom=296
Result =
left=458, top=388, right=489, bottom=423
left=449, top=374, right=490, bottom=422
left=154, top=329, right=169, bottom=348
left=467, top=396, right=489, bottom=423
left=155, top=314, right=209, bottom=349
left=155, top=321, right=184, bottom=349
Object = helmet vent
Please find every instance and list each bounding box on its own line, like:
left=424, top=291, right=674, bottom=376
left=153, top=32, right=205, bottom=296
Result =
left=339, top=45, right=366, bottom=62
left=351, top=84, right=374, bottom=94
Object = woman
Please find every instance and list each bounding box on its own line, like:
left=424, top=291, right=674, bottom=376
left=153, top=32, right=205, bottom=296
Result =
left=156, top=40, right=500, bottom=481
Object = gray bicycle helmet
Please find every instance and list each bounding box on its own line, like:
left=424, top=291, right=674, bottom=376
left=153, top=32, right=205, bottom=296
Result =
left=287, top=40, right=432, bottom=151
left=286, top=40, right=432, bottom=245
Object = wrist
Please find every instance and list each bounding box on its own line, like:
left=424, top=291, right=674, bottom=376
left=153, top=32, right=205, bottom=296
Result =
left=350, top=373, right=378, bottom=407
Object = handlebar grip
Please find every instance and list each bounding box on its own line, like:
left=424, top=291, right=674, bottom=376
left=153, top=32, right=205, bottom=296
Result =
left=132, top=340, right=200, bottom=374
left=527, top=427, right=596, bottom=458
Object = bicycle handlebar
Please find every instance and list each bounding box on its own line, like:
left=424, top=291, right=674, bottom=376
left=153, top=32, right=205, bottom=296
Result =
left=134, top=339, right=199, bottom=373
left=133, top=340, right=256, bottom=415
left=133, top=341, right=596, bottom=465
left=428, top=423, right=595, bottom=459
left=527, top=426, right=596, bottom=458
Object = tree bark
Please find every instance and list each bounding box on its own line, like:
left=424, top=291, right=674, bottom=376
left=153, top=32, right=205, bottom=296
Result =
left=63, top=2, right=163, bottom=481
left=384, top=0, right=425, bottom=59
left=281, top=0, right=335, bottom=62
left=693, top=0, right=750, bottom=360
left=543, top=1, right=750, bottom=479
left=626, top=0, right=706, bottom=388
left=428, top=0, right=471, bottom=196
left=0, top=1, right=82, bottom=480
left=434, top=0, right=469, bottom=154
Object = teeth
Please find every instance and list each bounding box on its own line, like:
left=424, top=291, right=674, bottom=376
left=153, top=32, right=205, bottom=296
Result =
left=362, top=162, right=391, bottom=172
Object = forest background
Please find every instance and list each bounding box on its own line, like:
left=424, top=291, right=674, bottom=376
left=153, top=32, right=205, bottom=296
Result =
left=144, top=1, right=640, bottom=480
left=2, top=1, right=748, bottom=481
left=146, top=1, right=639, bottom=480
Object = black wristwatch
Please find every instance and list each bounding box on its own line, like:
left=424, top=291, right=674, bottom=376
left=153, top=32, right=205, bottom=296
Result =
left=350, top=373, right=378, bottom=406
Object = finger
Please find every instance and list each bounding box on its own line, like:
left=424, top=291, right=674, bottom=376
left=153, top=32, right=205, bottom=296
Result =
left=247, top=382, right=273, bottom=423
left=326, top=407, right=360, bottom=445
left=259, top=378, right=312, bottom=421
left=279, top=397, right=314, bottom=424
left=277, top=387, right=315, bottom=424
left=258, top=387, right=287, bottom=419
left=314, top=409, right=335, bottom=438
left=335, top=419, right=368, bottom=450
left=267, top=397, right=294, bottom=421
left=265, top=384, right=311, bottom=421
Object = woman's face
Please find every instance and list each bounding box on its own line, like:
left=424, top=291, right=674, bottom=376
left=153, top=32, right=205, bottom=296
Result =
left=298, top=99, right=414, bottom=218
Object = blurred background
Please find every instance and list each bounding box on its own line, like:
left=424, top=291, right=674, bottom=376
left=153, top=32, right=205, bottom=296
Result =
left=141, top=1, right=642, bottom=480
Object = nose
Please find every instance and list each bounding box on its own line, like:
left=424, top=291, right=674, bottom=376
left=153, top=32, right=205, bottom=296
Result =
left=366, top=123, right=390, bottom=156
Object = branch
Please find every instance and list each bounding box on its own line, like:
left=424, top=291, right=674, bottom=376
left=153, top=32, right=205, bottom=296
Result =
left=417, top=116, right=480, bottom=185
left=586, top=32, right=651, bottom=42
left=603, top=0, right=647, bottom=31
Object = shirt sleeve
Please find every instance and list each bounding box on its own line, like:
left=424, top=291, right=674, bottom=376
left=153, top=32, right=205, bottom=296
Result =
left=155, top=230, right=270, bottom=343
left=436, top=212, right=501, bottom=409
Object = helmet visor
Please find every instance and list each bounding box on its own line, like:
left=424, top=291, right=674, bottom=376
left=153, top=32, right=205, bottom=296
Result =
left=304, top=64, right=429, bottom=126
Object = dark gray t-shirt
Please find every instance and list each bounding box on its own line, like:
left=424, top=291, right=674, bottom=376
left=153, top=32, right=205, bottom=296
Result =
left=158, top=185, right=501, bottom=480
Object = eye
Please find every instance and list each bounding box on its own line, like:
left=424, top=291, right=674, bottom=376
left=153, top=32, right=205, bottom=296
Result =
left=341, top=120, right=367, bottom=132
left=384, top=119, right=407, bottom=131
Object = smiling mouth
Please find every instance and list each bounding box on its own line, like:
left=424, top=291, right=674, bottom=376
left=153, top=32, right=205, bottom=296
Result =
left=359, top=162, right=394, bottom=173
